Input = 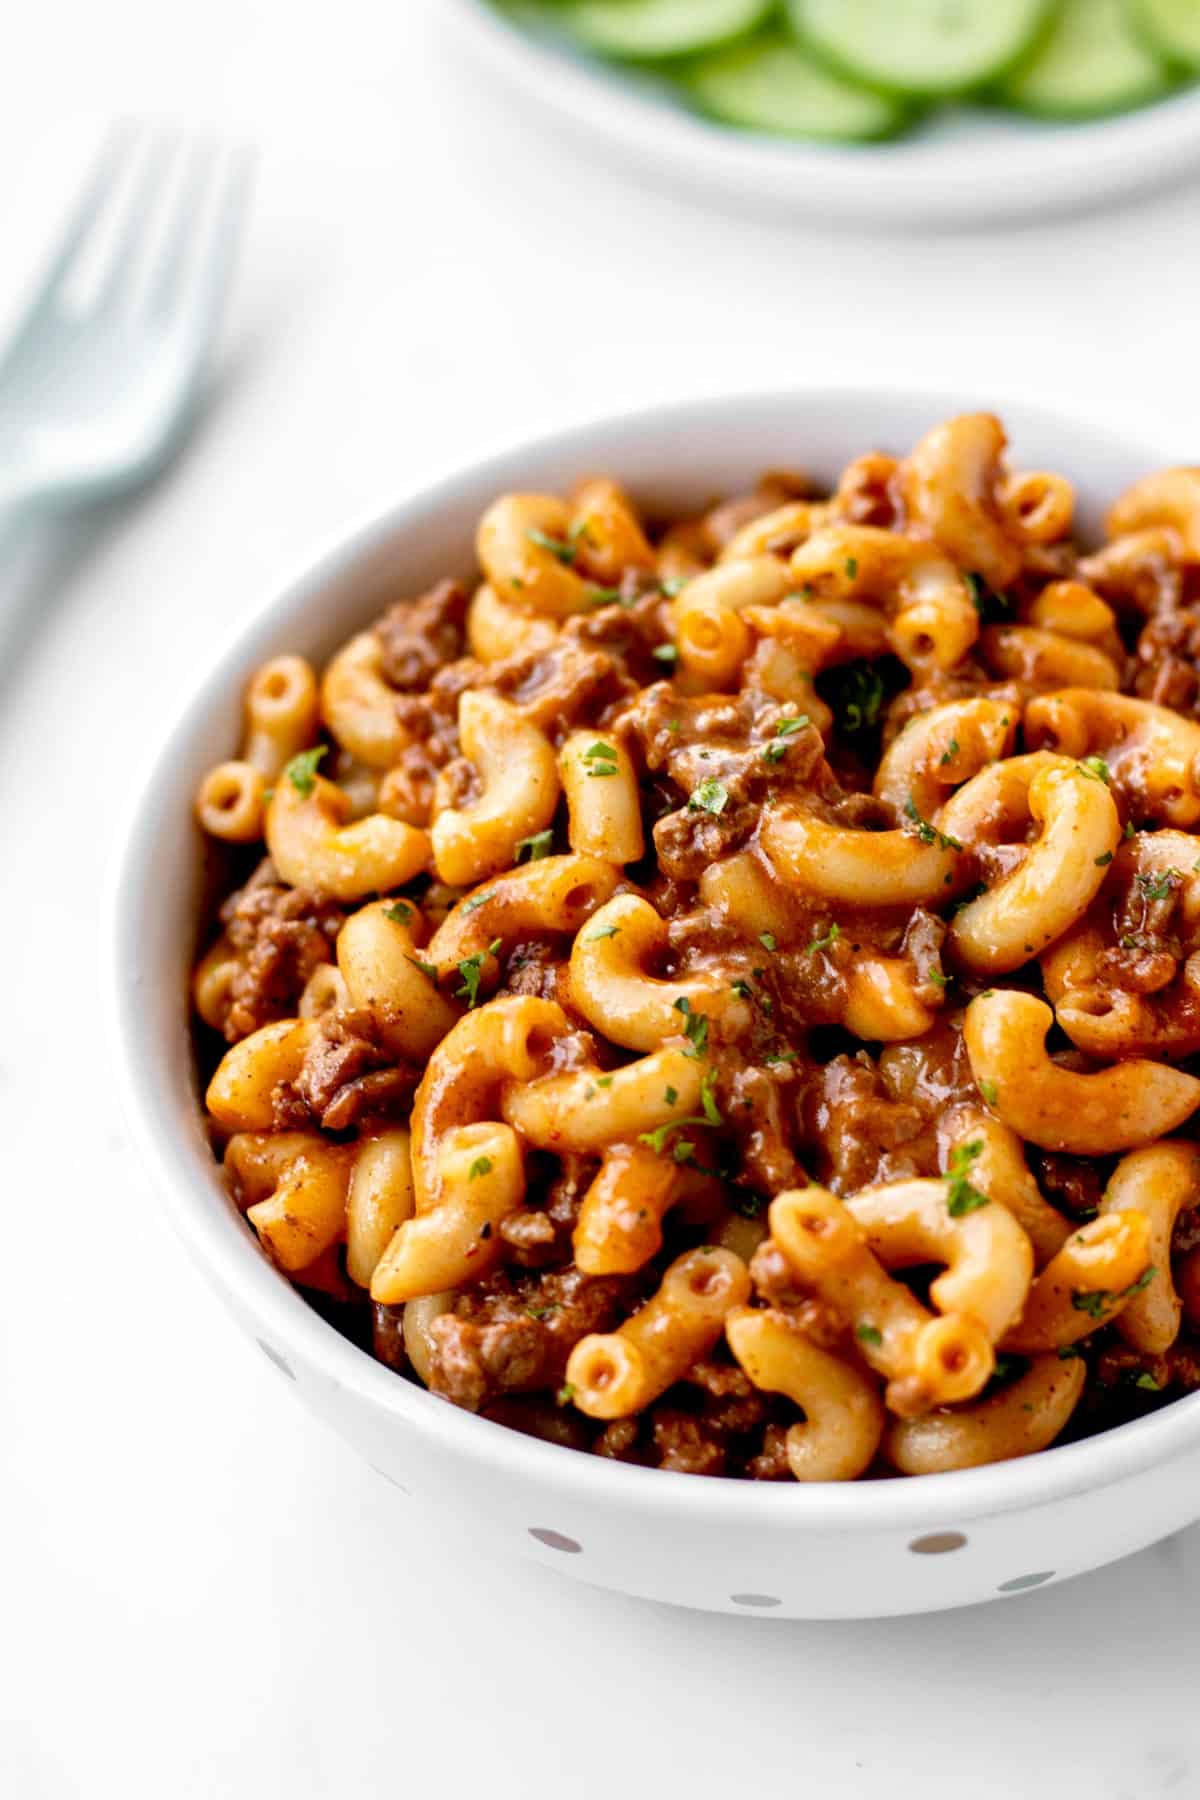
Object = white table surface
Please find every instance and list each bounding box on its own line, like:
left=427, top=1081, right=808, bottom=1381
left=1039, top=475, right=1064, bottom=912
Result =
left=5, top=6, right=1200, bottom=1796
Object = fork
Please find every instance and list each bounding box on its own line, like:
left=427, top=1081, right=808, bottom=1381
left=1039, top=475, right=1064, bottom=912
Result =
left=0, top=128, right=250, bottom=516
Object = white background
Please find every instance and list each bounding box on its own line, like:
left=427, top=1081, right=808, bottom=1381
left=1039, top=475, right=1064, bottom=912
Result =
left=5, top=4, right=1200, bottom=1796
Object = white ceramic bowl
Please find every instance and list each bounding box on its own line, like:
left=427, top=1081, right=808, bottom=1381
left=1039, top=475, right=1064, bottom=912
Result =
left=112, top=387, right=1200, bottom=1618
left=442, top=0, right=1200, bottom=227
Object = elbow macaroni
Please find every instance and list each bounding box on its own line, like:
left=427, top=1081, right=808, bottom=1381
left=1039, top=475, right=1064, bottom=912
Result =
left=191, top=418, right=1200, bottom=1482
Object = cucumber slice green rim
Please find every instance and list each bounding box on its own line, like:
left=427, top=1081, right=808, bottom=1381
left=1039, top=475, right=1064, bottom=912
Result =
left=1131, top=0, right=1200, bottom=73
left=784, top=0, right=1057, bottom=97
left=681, top=32, right=913, bottom=140
left=997, top=0, right=1174, bottom=119
left=557, top=0, right=775, bottom=63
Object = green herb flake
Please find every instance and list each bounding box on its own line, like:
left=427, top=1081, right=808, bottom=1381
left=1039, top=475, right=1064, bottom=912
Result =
left=689, top=777, right=730, bottom=816
left=455, top=938, right=502, bottom=1009
left=939, top=738, right=960, bottom=767
left=468, top=1156, right=493, bottom=1181
left=904, top=795, right=962, bottom=852
left=588, top=924, right=621, bottom=941
left=1077, top=755, right=1111, bottom=785
left=383, top=901, right=412, bottom=924
left=1124, top=820, right=1137, bottom=839
left=763, top=713, right=811, bottom=763
left=759, top=932, right=777, bottom=953
left=945, top=1140, right=989, bottom=1217
left=526, top=527, right=576, bottom=565
left=807, top=923, right=841, bottom=959
left=665, top=1086, right=678, bottom=1106
left=556, top=1382, right=576, bottom=1406
left=1134, top=1371, right=1162, bottom=1392
left=515, top=828, right=554, bottom=862
left=460, top=890, right=496, bottom=915
left=660, top=577, right=689, bottom=598
left=582, top=739, right=619, bottom=778
left=856, top=1322, right=883, bottom=1348
left=731, top=979, right=753, bottom=1000
left=284, top=745, right=327, bottom=797
left=978, top=1078, right=999, bottom=1107
left=1136, top=867, right=1182, bottom=903
left=844, top=557, right=858, bottom=579
left=406, top=955, right=438, bottom=983
left=1094, top=851, right=1114, bottom=867
left=652, top=643, right=679, bottom=665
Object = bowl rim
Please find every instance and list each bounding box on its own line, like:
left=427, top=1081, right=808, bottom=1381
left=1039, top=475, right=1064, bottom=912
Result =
left=110, top=381, right=1200, bottom=1532
left=439, top=0, right=1200, bottom=226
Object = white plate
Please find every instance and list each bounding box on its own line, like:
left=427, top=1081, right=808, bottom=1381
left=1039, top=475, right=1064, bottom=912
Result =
left=442, top=0, right=1200, bottom=225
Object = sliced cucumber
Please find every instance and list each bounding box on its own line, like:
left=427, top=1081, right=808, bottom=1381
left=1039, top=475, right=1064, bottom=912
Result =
left=997, top=0, right=1172, bottom=117
left=559, top=0, right=774, bottom=62
left=1132, top=0, right=1200, bottom=73
left=786, top=0, right=1055, bottom=97
left=682, top=32, right=912, bottom=139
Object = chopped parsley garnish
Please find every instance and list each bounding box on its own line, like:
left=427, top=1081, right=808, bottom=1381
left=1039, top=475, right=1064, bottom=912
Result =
left=468, top=1157, right=493, bottom=1180
left=556, top=1383, right=576, bottom=1406
left=807, top=923, right=841, bottom=958
left=659, top=577, right=689, bottom=598
left=856, top=1322, right=883, bottom=1348
left=1136, top=868, right=1182, bottom=902
left=904, top=796, right=962, bottom=852
left=588, top=924, right=621, bottom=941
left=1077, top=755, right=1111, bottom=785
left=844, top=557, right=859, bottom=578
left=759, top=932, right=777, bottom=953
left=731, top=1191, right=765, bottom=1218
left=586, top=585, right=624, bottom=606
left=689, top=777, right=730, bottom=816
left=515, top=829, right=554, bottom=862
left=1057, top=1344, right=1086, bottom=1361
left=665, top=1086, right=678, bottom=1106
left=945, top=1140, right=989, bottom=1217
left=526, top=527, right=576, bottom=565
left=638, top=1069, right=722, bottom=1155
left=977, top=1078, right=999, bottom=1107
left=284, top=745, right=327, bottom=796
left=525, top=1301, right=561, bottom=1320
left=383, top=901, right=412, bottom=924
left=762, top=714, right=811, bottom=763
left=1071, top=1266, right=1156, bottom=1319
left=461, top=890, right=496, bottom=915
left=824, top=660, right=887, bottom=736
left=673, top=995, right=710, bottom=1058
left=455, top=939, right=502, bottom=1008
left=928, top=967, right=949, bottom=990
left=406, top=955, right=437, bottom=983
left=698, top=1068, right=722, bottom=1127
left=952, top=880, right=988, bottom=914
left=652, top=643, right=679, bottom=665
left=939, top=738, right=960, bottom=767
left=1124, top=820, right=1137, bottom=839
left=1134, top=1371, right=1162, bottom=1392
left=731, top=979, right=753, bottom=1000
left=1094, top=851, right=1113, bottom=867
left=764, top=1049, right=797, bottom=1066
left=965, top=570, right=1010, bottom=623
left=582, top=740, right=619, bottom=778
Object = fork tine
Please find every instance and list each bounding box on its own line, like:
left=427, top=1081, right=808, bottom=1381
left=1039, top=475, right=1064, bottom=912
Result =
left=22, top=125, right=138, bottom=314
left=167, top=146, right=253, bottom=348
left=92, top=132, right=181, bottom=312
left=144, top=141, right=220, bottom=317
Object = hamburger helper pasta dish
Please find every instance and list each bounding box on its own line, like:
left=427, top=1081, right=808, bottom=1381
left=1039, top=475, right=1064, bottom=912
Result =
left=192, top=412, right=1200, bottom=1483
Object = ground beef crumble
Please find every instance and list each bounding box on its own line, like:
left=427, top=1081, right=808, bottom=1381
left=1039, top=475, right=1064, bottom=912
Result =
left=218, top=859, right=344, bottom=1042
